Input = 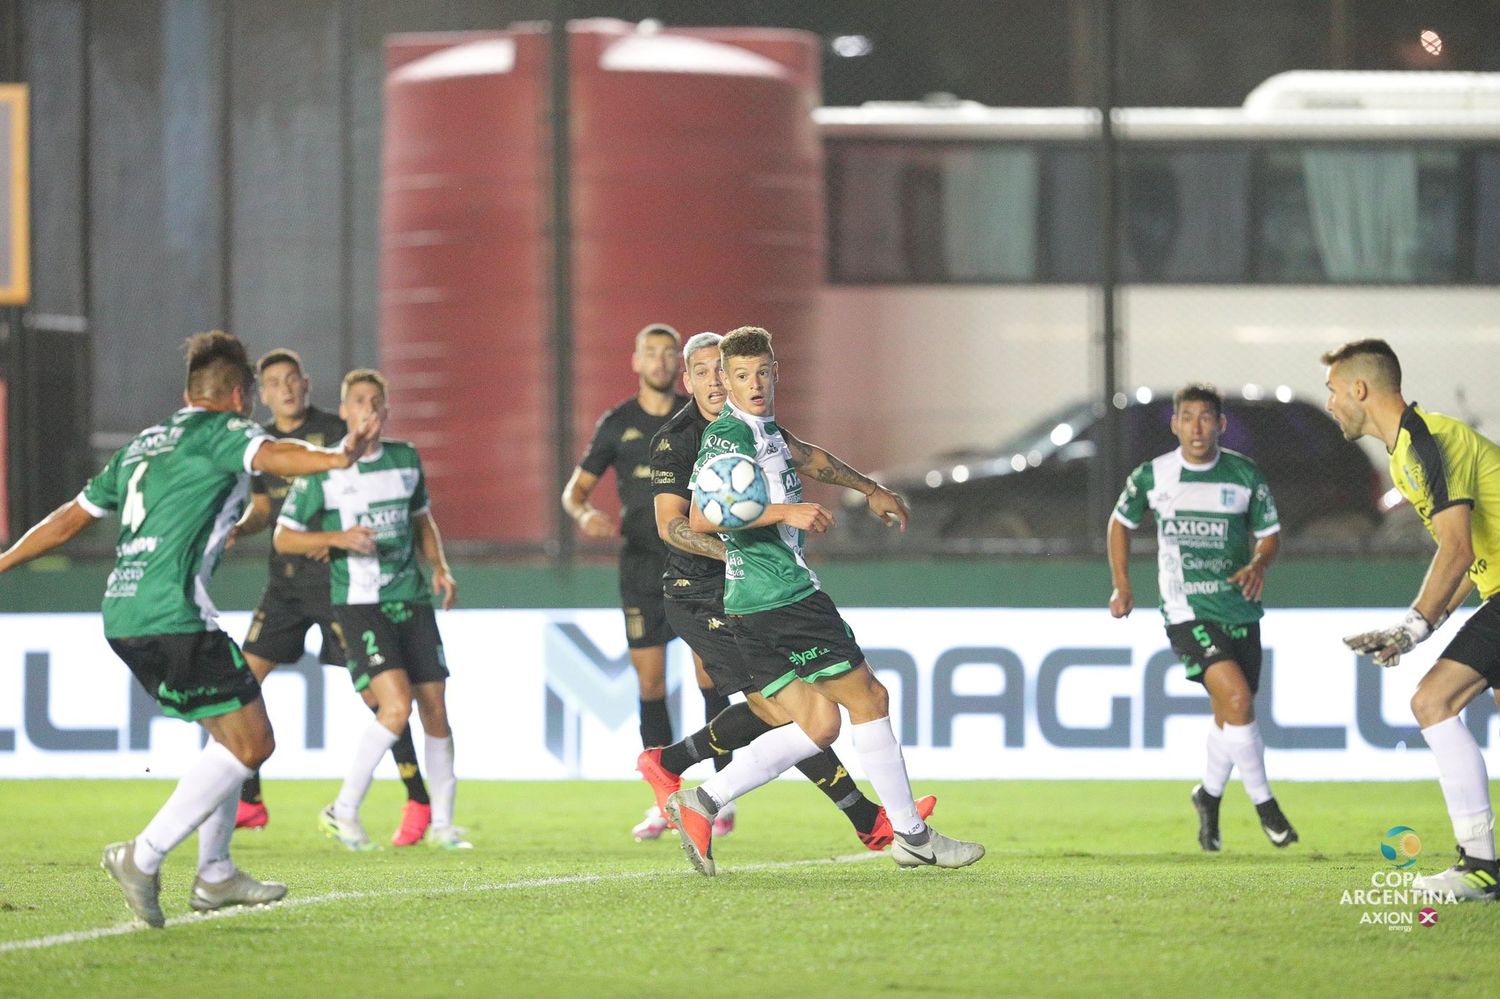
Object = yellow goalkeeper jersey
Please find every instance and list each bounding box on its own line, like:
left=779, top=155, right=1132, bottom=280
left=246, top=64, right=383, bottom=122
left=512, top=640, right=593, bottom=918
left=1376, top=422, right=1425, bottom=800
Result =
left=1389, top=403, right=1500, bottom=600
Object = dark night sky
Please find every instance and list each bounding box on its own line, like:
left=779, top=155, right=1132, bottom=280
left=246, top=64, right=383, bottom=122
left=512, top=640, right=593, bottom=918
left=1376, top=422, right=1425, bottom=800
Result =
left=567, top=0, right=1500, bottom=107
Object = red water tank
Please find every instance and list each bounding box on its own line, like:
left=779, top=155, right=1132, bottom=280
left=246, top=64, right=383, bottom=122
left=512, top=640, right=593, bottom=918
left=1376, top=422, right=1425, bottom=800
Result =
left=381, top=22, right=823, bottom=543
left=382, top=29, right=552, bottom=544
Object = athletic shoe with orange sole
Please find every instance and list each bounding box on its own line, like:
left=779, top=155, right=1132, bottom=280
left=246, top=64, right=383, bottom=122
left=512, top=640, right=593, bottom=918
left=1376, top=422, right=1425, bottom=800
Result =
left=859, top=794, right=938, bottom=851
left=664, top=789, right=716, bottom=877
left=636, top=748, right=681, bottom=827
left=235, top=800, right=269, bottom=830
left=391, top=800, right=432, bottom=847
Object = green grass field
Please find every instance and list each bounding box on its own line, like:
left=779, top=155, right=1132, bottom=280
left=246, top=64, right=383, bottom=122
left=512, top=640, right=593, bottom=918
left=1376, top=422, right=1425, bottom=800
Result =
left=0, top=779, right=1493, bottom=997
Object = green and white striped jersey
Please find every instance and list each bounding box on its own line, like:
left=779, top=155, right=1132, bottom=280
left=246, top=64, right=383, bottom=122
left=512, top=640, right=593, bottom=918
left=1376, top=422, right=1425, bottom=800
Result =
left=277, top=440, right=432, bottom=606
left=1113, top=447, right=1279, bottom=625
left=78, top=407, right=268, bottom=637
left=693, top=404, right=819, bottom=615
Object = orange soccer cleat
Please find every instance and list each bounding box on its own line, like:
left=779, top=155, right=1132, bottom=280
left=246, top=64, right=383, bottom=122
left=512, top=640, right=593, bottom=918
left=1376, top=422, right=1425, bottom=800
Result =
left=636, top=748, right=682, bottom=827
left=391, top=800, right=432, bottom=847
left=859, top=793, right=938, bottom=851
left=664, top=789, right=716, bottom=877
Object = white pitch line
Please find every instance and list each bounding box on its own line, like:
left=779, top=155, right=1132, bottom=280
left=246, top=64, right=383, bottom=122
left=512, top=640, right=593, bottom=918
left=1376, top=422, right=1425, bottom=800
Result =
left=0, top=851, right=881, bottom=955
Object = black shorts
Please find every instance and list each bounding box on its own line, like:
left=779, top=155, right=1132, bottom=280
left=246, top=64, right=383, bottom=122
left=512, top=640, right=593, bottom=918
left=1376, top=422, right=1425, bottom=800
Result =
left=731, top=590, right=866, bottom=698
left=1440, top=597, right=1500, bottom=687
left=242, top=583, right=345, bottom=666
left=1165, top=620, right=1263, bottom=693
left=107, top=630, right=262, bottom=722
left=620, top=543, right=674, bottom=649
left=664, top=589, right=756, bottom=696
left=334, top=601, right=448, bottom=693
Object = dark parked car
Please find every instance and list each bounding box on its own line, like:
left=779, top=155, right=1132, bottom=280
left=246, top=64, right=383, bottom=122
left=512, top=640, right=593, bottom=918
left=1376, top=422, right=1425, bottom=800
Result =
left=840, top=393, right=1383, bottom=551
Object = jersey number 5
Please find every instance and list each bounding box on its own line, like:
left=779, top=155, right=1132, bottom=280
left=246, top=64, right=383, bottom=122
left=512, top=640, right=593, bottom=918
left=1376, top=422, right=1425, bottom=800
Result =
left=122, top=462, right=149, bottom=533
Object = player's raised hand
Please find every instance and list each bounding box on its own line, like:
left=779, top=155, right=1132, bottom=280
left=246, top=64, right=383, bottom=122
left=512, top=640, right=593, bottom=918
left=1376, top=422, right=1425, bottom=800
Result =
left=781, top=503, right=834, bottom=533
left=577, top=509, right=614, bottom=538
left=342, top=411, right=381, bottom=464
left=1108, top=586, right=1133, bottom=618
left=1228, top=560, right=1267, bottom=602
left=867, top=485, right=910, bottom=532
left=432, top=565, right=458, bottom=610
left=336, top=525, right=377, bottom=555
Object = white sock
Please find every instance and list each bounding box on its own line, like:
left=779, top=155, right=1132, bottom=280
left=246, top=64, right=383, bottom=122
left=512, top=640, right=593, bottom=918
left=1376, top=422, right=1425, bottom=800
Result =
left=1203, top=724, right=1234, bottom=798
left=335, top=721, right=400, bottom=820
left=1220, top=721, right=1272, bottom=805
left=424, top=734, right=457, bottom=829
left=196, top=791, right=238, bottom=883
left=1423, top=716, right=1497, bottom=861
left=850, top=717, right=920, bottom=835
left=699, top=723, right=820, bottom=810
left=135, top=740, right=253, bottom=875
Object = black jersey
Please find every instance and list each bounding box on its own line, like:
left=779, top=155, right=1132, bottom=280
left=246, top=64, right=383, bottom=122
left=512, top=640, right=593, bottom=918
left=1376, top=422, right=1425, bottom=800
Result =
left=252, top=405, right=347, bottom=592
left=580, top=394, right=688, bottom=550
left=649, top=401, right=725, bottom=589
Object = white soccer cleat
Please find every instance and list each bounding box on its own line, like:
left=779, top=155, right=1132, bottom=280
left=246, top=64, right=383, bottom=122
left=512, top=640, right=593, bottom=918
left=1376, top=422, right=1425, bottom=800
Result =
left=427, top=825, right=473, bottom=850
left=319, top=804, right=377, bottom=852
left=190, top=869, right=288, bottom=912
left=632, top=804, right=670, bottom=842
left=1413, top=849, right=1500, bottom=902
left=101, top=840, right=165, bottom=928
left=890, top=825, right=985, bottom=870
left=711, top=801, right=738, bottom=839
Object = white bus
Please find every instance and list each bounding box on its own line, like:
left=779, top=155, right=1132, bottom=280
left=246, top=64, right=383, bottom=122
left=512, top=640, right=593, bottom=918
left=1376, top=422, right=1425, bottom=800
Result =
left=808, top=72, right=1500, bottom=485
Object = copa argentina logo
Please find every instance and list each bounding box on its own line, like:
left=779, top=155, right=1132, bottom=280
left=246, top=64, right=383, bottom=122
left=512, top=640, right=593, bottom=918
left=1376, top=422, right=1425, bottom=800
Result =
left=1380, top=826, right=1421, bottom=869
left=1338, top=825, right=1453, bottom=930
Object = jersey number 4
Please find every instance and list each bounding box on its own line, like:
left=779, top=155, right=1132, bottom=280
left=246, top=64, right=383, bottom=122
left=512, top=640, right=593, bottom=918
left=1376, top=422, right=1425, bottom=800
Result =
left=122, top=462, right=149, bottom=532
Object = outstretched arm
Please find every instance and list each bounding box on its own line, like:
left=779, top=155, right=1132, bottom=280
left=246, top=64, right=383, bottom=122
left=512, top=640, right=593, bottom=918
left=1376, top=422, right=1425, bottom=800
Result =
left=781, top=429, right=908, bottom=531
left=0, top=500, right=99, bottom=574
left=273, top=522, right=375, bottom=557
left=254, top=412, right=379, bottom=478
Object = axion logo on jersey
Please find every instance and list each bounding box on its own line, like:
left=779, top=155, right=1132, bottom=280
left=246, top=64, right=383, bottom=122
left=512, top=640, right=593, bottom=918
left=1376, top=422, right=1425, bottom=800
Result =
left=1162, top=518, right=1227, bottom=538
left=358, top=507, right=408, bottom=530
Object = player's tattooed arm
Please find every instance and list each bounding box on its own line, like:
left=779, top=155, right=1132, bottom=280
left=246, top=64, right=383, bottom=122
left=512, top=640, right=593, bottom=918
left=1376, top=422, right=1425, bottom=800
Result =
left=655, top=493, right=726, bottom=561
left=781, top=429, right=909, bottom=530
left=667, top=514, right=727, bottom=561
left=779, top=429, right=876, bottom=494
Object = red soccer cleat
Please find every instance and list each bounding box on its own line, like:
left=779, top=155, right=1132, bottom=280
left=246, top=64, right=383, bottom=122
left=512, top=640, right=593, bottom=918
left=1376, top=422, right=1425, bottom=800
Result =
left=235, top=800, right=269, bottom=830
left=636, top=748, right=682, bottom=828
left=391, top=800, right=432, bottom=847
left=664, top=789, right=715, bottom=877
left=859, top=793, right=938, bottom=851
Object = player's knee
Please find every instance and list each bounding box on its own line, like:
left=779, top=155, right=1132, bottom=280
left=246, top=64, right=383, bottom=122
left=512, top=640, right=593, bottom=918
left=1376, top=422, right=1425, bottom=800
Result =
left=804, top=711, right=841, bottom=748
left=377, top=699, right=412, bottom=730
left=1410, top=687, right=1455, bottom=727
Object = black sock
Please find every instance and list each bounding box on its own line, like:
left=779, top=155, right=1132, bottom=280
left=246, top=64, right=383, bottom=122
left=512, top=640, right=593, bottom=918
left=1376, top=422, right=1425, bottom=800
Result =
left=699, top=687, right=733, bottom=771
left=795, top=749, right=880, bottom=833
left=240, top=772, right=261, bottom=805
left=390, top=724, right=430, bottom=806
left=639, top=697, right=673, bottom=749
left=660, top=702, right=773, bottom=776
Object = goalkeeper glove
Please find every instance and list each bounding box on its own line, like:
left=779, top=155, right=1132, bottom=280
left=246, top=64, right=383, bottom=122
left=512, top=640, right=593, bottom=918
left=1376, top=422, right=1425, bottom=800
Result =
left=1342, top=609, right=1440, bottom=668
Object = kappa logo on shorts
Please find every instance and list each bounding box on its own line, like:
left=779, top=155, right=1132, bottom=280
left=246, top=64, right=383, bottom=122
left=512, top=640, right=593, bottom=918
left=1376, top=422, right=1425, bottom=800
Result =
left=673, top=578, right=692, bottom=588
left=788, top=646, right=830, bottom=667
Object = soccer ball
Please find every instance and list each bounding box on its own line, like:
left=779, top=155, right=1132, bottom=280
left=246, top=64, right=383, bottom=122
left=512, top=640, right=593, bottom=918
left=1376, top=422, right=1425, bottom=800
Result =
left=695, top=453, right=769, bottom=529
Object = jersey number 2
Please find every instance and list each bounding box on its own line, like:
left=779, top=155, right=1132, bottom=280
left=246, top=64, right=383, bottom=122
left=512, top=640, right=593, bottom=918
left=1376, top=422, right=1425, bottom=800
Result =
left=122, top=462, right=149, bottom=532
